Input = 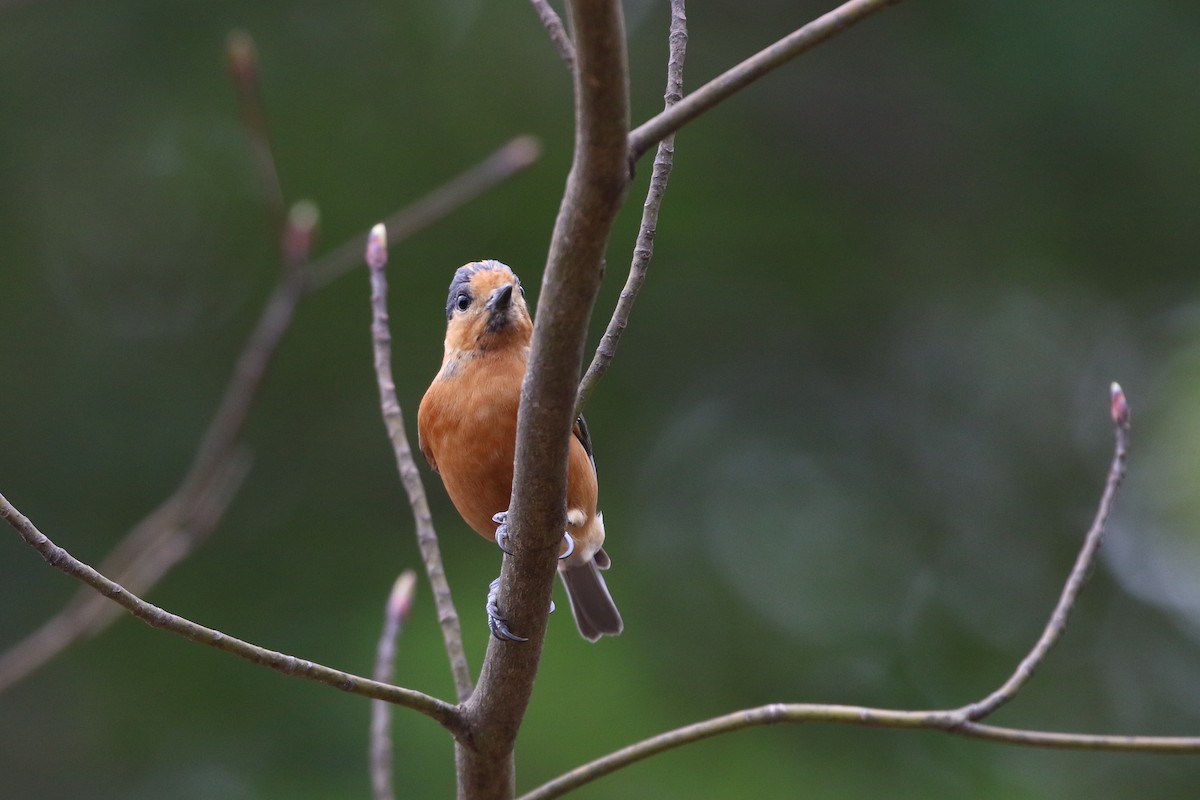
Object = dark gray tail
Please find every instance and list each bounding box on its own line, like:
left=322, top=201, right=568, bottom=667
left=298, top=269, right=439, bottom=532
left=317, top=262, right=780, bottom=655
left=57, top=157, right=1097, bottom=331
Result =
left=560, top=549, right=623, bottom=641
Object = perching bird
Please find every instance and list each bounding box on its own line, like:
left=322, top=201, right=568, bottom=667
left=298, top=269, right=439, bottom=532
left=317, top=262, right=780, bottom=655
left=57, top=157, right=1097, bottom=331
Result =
left=416, top=260, right=623, bottom=642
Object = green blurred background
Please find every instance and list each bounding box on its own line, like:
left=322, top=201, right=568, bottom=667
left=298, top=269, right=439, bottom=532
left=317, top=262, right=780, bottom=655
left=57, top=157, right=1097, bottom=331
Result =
left=3, top=0, right=1200, bottom=797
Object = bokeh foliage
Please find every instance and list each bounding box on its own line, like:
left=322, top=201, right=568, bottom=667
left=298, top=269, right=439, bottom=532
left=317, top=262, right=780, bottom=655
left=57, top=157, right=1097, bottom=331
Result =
left=2, top=1, right=1199, bottom=797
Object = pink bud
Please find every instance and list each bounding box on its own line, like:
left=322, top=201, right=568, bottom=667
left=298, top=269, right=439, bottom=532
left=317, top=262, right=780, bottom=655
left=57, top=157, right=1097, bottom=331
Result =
left=388, top=570, right=417, bottom=622
left=225, top=30, right=259, bottom=88
left=1110, top=382, right=1130, bottom=429
left=282, top=200, right=319, bottom=266
left=366, top=223, right=388, bottom=271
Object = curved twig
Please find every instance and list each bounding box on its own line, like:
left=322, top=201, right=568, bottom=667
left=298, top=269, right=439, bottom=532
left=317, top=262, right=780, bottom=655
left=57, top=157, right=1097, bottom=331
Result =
left=0, top=492, right=465, bottom=735
left=957, top=384, right=1130, bottom=720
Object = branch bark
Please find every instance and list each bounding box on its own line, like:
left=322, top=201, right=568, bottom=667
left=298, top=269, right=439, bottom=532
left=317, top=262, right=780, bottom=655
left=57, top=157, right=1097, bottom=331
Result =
left=457, top=1, right=631, bottom=797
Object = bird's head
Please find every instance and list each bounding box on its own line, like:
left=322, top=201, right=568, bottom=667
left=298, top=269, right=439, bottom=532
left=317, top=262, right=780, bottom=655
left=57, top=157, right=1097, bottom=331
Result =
left=443, top=260, right=532, bottom=354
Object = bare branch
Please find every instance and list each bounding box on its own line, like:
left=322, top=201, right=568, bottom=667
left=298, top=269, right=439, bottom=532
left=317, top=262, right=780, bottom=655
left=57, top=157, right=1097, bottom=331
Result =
left=628, top=0, right=903, bottom=162
left=957, top=382, right=1131, bottom=720
left=459, top=1, right=631, bottom=796
left=309, top=136, right=542, bottom=290
left=528, top=0, right=576, bottom=70
left=524, top=384, right=1166, bottom=798
left=576, top=0, right=687, bottom=416
left=0, top=492, right=465, bottom=734
left=371, top=570, right=418, bottom=800
left=226, top=30, right=286, bottom=238
left=520, top=702, right=1200, bottom=800
left=0, top=204, right=312, bottom=694
left=367, top=224, right=473, bottom=703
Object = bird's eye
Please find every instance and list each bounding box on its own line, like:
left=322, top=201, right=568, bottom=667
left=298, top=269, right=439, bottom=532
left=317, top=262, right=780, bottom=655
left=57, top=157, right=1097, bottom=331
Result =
left=517, top=284, right=525, bottom=298
left=455, top=293, right=471, bottom=311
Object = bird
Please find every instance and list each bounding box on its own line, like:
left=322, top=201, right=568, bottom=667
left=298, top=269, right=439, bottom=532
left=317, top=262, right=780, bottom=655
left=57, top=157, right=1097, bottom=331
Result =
left=417, top=260, right=623, bottom=642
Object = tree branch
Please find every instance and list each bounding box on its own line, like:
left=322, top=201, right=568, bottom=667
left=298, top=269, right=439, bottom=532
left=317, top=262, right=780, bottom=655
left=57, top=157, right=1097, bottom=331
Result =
left=226, top=30, right=286, bottom=239
left=628, top=0, right=904, bottom=162
left=520, top=703, right=1200, bottom=800
left=524, top=384, right=1184, bottom=799
left=459, top=0, right=631, bottom=796
left=367, top=224, right=473, bottom=703
left=576, top=0, right=687, bottom=416
left=0, top=492, right=465, bottom=735
left=0, top=203, right=314, bottom=695
left=371, top=570, right=418, bottom=800
left=528, top=0, right=576, bottom=70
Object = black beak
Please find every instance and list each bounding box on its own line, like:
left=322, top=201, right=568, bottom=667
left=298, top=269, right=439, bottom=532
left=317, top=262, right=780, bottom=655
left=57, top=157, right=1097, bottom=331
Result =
left=485, top=283, right=515, bottom=331
left=487, top=283, right=514, bottom=313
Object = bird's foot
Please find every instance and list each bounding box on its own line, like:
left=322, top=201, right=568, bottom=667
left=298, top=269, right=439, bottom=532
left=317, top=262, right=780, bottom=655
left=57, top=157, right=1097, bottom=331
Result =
left=558, top=532, right=575, bottom=560
left=486, top=577, right=527, bottom=642
left=492, top=511, right=512, bottom=555
left=495, top=510, right=574, bottom=561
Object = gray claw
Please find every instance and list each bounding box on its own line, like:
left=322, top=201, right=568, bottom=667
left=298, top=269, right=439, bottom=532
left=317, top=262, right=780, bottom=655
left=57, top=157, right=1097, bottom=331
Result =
left=492, top=511, right=513, bottom=556
left=486, top=577, right=527, bottom=642
left=559, top=532, right=575, bottom=560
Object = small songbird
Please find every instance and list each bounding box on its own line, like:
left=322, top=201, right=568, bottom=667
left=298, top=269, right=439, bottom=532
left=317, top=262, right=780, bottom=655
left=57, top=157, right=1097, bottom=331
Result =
left=417, top=260, right=623, bottom=642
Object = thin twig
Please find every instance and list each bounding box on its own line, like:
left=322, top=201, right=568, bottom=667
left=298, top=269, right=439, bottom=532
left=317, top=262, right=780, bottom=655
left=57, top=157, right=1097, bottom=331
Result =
left=0, top=492, right=465, bottom=735
left=628, top=0, right=903, bottom=162
left=528, top=0, right=576, bottom=70
left=308, top=136, right=542, bottom=290
left=576, top=0, right=687, bottom=417
left=957, top=382, right=1131, bottom=720
left=0, top=205, right=313, bottom=694
left=371, top=571, right=418, bottom=800
left=522, top=384, right=1168, bottom=800
left=367, top=224, right=473, bottom=703
left=227, top=30, right=286, bottom=238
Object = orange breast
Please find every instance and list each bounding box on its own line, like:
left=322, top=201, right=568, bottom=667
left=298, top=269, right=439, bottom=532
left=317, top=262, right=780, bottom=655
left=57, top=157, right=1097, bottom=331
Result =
left=418, top=349, right=601, bottom=547
left=418, top=352, right=523, bottom=539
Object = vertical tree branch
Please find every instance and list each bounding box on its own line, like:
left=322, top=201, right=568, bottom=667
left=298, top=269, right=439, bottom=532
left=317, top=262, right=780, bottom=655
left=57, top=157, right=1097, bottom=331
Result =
left=576, top=0, right=687, bottom=416
left=459, top=1, right=631, bottom=797
left=367, top=225, right=473, bottom=703
left=371, top=570, right=418, bottom=800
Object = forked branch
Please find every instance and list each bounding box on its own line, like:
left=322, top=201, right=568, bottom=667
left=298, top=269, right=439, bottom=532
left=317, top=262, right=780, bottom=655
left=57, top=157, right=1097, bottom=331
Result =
left=523, top=385, right=1200, bottom=800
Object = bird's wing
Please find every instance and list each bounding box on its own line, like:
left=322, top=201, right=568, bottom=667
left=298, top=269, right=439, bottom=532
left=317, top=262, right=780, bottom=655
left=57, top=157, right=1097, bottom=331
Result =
left=572, top=415, right=597, bottom=478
